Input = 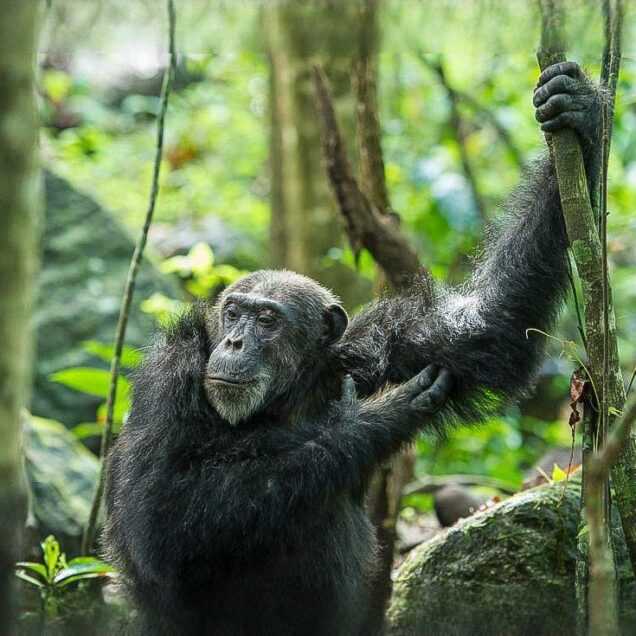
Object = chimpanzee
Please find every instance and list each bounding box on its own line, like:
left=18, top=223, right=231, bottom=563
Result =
left=103, top=62, right=603, bottom=635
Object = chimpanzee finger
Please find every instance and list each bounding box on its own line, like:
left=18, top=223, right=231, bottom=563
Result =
left=540, top=112, right=580, bottom=134
left=535, top=93, right=578, bottom=123
left=393, top=364, right=440, bottom=401
left=533, top=75, right=577, bottom=108
left=340, top=374, right=357, bottom=406
left=411, top=368, right=453, bottom=414
left=536, top=61, right=582, bottom=89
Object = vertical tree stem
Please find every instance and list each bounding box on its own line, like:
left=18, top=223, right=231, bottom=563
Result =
left=537, top=0, right=635, bottom=632
left=0, top=3, right=43, bottom=632
left=82, top=0, right=176, bottom=555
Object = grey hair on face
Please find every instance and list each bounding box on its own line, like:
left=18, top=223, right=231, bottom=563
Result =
left=204, top=373, right=271, bottom=426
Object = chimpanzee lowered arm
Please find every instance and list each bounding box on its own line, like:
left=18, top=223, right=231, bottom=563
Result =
left=338, top=62, right=603, bottom=424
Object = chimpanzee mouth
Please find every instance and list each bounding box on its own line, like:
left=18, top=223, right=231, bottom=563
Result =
left=206, top=375, right=256, bottom=387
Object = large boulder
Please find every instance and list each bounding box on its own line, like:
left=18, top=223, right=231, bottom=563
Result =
left=22, top=414, right=98, bottom=554
left=33, top=172, right=179, bottom=424
left=388, top=476, right=636, bottom=636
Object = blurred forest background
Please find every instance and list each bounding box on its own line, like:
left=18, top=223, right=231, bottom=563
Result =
left=35, top=0, right=636, bottom=500
left=12, top=0, right=636, bottom=630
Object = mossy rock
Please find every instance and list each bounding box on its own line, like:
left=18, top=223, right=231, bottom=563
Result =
left=33, top=172, right=179, bottom=425
left=23, top=413, right=98, bottom=553
left=388, top=476, right=636, bottom=636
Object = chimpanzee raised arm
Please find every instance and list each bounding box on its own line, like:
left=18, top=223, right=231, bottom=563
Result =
left=103, top=61, right=603, bottom=636
left=338, top=61, right=602, bottom=425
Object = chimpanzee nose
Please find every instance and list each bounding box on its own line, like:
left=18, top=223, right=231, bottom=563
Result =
left=225, top=335, right=243, bottom=351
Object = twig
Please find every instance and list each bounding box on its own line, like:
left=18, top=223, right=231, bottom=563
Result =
left=417, top=52, right=487, bottom=221
left=595, top=393, right=636, bottom=472
left=600, top=99, right=611, bottom=468
left=601, top=0, right=623, bottom=146
left=82, top=0, right=177, bottom=555
left=586, top=393, right=636, bottom=636
left=413, top=48, right=525, bottom=168
left=403, top=474, right=517, bottom=496
left=566, top=256, right=587, bottom=348
left=626, top=364, right=636, bottom=395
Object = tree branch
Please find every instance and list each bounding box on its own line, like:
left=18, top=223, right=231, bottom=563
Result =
left=82, top=0, right=177, bottom=555
left=312, top=65, right=429, bottom=293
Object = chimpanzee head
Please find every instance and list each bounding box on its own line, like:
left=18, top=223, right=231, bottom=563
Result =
left=204, top=270, right=348, bottom=425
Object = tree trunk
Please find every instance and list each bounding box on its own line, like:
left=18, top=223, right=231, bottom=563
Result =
left=265, top=0, right=370, bottom=307
left=0, top=2, right=43, bottom=634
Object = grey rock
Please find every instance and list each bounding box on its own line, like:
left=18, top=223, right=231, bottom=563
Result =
left=33, top=172, right=179, bottom=425
left=388, top=475, right=635, bottom=636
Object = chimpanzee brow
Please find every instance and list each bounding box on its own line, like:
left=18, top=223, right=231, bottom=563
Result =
left=223, top=292, right=287, bottom=316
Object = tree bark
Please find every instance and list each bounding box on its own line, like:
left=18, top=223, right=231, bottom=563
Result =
left=537, top=1, right=634, bottom=633
left=264, top=1, right=370, bottom=307
left=0, top=2, right=43, bottom=633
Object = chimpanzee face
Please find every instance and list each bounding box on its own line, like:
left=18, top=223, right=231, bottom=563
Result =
left=204, top=271, right=348, bottom=425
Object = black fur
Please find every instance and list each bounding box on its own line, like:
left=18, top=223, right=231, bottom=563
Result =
left=103, top=62, right=603, bottom=636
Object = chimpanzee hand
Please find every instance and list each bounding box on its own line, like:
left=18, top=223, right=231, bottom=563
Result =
left=349, top=364, right=453, bottom=429
left=389, top=364, right=453, bottom=417
left=533, top=61, right=602, bottom=152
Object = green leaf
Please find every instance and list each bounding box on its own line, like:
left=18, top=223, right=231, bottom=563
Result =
left=139, top=292, right=184, bottom=322
left=82, top=341, right=143, bottom=368
left=189, top=242, right=215, bottom=276
left=66, top=556, right=112, bottom=567
left=96, top=390, right=129, bottom=426
left=57, top=572, right=115, bottom=587
left=49, top=367, right=130, bottom=399
left=41, top=536, right=60, bottom=579
left=54, top=559, right=116, bottom=586
left=15, top=570, right=46, bottom=589
left=71, top=422, right=104, bottom=440
left=551, top=463, right=567, bottom=482
left=15, top=562, right=47, bottom=580
left=160, top=254, right=191, bottom=275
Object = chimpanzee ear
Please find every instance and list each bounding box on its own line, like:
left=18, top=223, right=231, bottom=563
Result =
left=322, top=304, right=349, bottom=345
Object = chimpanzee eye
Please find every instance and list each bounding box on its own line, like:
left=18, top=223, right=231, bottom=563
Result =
left=257, top=312, right=276, bottom=328
left=225, top=305, right=239, bottom=321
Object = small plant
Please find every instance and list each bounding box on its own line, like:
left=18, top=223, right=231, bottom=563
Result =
left=16, top=535, right=115, bottom=620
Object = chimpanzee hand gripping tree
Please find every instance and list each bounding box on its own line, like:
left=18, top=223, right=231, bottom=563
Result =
left=103, top=61, right=602, bottom=636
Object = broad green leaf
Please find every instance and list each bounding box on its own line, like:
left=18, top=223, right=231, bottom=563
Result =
left=82, top=341, right=143, bottom=368
left=54, top=559, right=116, bottom=586
left=57, top=572, right=115, bottom=587
left=160, top=254, right=191, bottom=275
left=16, top=570, right=46, bottom=588
left=42, top=536, right=60, bottom=578
left=15, top=562, right=47, bottom=580
left=66, top=556, right=112, bottom=567
left=72, top=422, right=104, bottom=440
left=49, top=368, right=130, bottom=399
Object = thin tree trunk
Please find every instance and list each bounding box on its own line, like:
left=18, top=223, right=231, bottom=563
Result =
left=0, top=2, right=43, bottom=633
left=264, top=1, right=369, bottom=307
left=537, top=0, right=633, bottom=633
